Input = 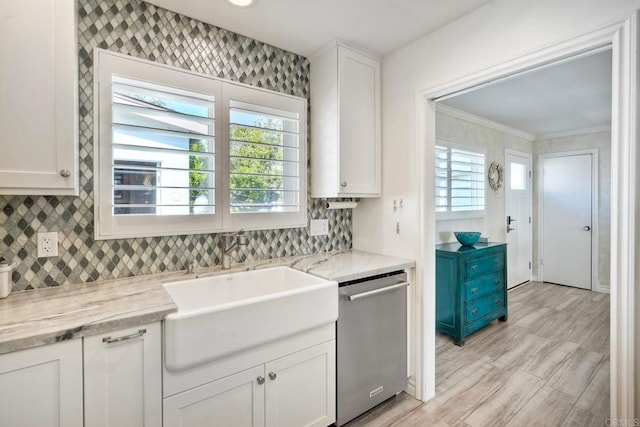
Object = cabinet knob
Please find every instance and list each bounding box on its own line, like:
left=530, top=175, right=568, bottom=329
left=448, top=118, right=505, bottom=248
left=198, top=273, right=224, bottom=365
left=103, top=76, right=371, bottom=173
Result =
left=471, top=309, right=478, bottom=315
left=494, top=280, right=501, bottom=285
left=471, top=288, right=478, bottom=294
left=495, top=299, right=501, bottom=305
left=60, top=169, right=71, bottom=178
left=471, top=265, right=478, bottom=271
left=257, top=376, right=265, bottom=385
left=341, top=181, right=347, bottom=187
left=268, top=371, right=277, bottom=380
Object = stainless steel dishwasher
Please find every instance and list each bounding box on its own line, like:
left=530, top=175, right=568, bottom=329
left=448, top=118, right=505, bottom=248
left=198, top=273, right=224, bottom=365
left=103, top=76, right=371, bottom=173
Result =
left=336, top=270, right=409, bottom=426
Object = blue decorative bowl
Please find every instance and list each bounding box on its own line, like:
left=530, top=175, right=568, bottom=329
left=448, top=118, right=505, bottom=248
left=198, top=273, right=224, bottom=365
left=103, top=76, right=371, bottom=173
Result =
left=454, top=232, right=481, bottom=246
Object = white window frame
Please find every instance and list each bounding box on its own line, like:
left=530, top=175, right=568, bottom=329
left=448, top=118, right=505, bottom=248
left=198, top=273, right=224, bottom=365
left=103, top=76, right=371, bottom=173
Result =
left=435, top=139, right=486, bottom=221
left=94, top=50, right=307, bottom=239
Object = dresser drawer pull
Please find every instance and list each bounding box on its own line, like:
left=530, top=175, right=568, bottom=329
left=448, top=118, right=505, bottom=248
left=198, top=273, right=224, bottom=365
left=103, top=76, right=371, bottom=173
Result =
left=471, top=288, right=478, bottom=294
left=471, top=308, right=479, bottom=316
left=495, top=279, right=501, bottom=285
left=495, top=258, right=500, bottom=264
left=102, top=329, right=146, bottom=344
left=471, top=265, right=478, bottom=271
left=495, top=299, right=501, bottom=305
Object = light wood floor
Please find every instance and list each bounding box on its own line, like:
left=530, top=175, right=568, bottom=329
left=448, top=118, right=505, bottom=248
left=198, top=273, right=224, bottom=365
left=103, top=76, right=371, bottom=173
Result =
left=345, top=281, right=610, bottom=427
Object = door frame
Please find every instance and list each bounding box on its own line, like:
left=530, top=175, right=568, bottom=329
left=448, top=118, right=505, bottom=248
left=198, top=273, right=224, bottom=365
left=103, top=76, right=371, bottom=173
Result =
left=537, top=150, right=600, bottom=291
left=504, top=149, right=533, bottom=287
left=415, top=15, right=637, bottom=419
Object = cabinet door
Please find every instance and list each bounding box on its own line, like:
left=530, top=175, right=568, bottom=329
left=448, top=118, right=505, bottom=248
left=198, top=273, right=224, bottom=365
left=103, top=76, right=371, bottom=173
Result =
left=265, top=340, right=336, bottom=427
left=0, top=0, right=78, bottom=195
left=0, top=340, right=83, bottom=427
left=164, top=365, right=265, bottom=427
left=338, top=47, right=380, bottom=196
left=84, top=323, right=162, bottom=427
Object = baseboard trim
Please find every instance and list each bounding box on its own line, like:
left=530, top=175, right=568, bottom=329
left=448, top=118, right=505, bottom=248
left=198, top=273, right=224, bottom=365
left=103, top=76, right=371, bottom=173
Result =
left=593, top=283, right=610, bottom=294
left=405, top=376, right=417, bottom=399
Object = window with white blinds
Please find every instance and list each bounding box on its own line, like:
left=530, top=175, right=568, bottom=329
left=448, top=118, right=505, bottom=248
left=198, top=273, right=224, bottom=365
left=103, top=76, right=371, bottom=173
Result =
left=229, top=102, right=300, bottom=214
left=435, top=142, right=486, bottom=218
left=111, top=77, right=216, bottom=217
left=95, top=50, right=307, bottom=239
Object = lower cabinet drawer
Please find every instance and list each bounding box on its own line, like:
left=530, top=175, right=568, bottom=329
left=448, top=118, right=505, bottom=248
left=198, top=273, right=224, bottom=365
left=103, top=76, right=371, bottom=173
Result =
left=465, top=272, right=504, bottom=301
left=466, top=293, right=504, bottom=325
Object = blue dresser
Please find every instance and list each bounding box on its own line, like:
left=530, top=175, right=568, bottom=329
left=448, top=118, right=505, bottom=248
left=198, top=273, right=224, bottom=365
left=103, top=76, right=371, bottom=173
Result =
left=435, top=242, right=508, bottom=345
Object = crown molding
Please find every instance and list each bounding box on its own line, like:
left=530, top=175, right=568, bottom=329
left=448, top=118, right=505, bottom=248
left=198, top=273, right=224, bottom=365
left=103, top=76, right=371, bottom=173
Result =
left=436, top=104, right=535, bottom=141
left=535, top=125, right=612, bottom=140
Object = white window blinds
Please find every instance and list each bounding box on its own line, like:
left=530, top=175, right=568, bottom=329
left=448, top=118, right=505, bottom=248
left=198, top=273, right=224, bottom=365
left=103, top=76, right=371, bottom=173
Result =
left=94, top=50, right=307, bottom=239
left=435, top=143, right=486, bottom=215
left=229, top=101, right=301, bottom=214
left=111, top=77, right=216, bottom=216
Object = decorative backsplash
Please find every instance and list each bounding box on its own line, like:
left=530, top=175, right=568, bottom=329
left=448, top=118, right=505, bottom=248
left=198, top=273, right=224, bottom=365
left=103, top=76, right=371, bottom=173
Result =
left=0, top=0, right=352, bottom=291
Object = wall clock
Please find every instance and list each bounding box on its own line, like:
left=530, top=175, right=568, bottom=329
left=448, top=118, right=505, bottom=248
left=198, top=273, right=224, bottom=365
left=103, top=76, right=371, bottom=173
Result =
left=488, top=161, right=504, bottom=191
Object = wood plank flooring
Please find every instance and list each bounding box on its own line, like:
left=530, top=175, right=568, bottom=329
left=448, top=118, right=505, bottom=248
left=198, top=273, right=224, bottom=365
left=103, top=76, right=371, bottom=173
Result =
left=344, top=282, right=610, bottom=427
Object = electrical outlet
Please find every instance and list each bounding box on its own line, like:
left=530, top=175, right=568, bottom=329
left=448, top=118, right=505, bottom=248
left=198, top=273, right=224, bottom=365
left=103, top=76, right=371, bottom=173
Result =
left=309, top=219, right=329, bottom=236
left=37, top=232, right=59, bottom=258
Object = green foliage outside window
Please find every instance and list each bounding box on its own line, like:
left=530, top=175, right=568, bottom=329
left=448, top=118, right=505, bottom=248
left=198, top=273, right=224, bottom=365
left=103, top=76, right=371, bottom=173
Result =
left=230, top=119, right=285, bottom=209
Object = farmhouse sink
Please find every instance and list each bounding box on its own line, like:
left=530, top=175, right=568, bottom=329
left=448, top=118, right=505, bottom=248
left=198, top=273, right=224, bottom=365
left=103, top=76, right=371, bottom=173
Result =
left=163, top=266, right=338, bottom=372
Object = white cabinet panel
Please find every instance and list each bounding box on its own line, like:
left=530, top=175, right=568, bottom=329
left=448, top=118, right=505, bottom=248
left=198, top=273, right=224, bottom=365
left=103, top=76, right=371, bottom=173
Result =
left=84, top=323, right=162, bottom=427
left=164, top=365, right=265, bottom=427
left=0, top=340, right=83, bottom=427
left=265, top=340, right=336, bottom=427
left=311, top=41, right=380, bottom=198
left=0, top=0, right=78, bottom=195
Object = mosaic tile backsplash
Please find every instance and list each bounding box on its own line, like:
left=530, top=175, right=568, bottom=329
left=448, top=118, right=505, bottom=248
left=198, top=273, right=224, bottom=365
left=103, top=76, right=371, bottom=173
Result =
left=0, top=0, right=352, bottom=291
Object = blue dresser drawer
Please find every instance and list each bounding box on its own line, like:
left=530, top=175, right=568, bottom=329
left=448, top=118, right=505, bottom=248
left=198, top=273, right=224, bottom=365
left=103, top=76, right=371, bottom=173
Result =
left=466, top=293, right=505, bottom=325
left=465, top=272, right=504, bottom=302
left=465, top=253, right=504, bottom=280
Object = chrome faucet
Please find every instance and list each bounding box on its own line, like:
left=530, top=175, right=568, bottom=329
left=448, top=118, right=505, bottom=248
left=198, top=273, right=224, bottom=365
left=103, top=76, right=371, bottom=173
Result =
left=185, top=259, right=197, bottom=275
left=221, top=230, right=248, bottom=269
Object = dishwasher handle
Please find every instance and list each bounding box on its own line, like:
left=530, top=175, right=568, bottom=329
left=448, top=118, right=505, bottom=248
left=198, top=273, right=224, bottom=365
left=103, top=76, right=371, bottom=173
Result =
left=347, top=281, right=409, bottom=302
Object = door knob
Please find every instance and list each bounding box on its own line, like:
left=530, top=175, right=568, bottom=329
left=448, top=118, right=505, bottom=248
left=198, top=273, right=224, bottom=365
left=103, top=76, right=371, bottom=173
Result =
left=583, top=226, right=591, bottom=231
left=507, top=225, right=515, bottom=233
left=507, top=215, right=516, bottom=225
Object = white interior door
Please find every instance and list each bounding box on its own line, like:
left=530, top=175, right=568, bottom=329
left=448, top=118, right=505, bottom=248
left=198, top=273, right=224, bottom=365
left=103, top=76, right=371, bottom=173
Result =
left=505, top=151, right=533, bottom=289
left=541, top=153, right=593, bottom=290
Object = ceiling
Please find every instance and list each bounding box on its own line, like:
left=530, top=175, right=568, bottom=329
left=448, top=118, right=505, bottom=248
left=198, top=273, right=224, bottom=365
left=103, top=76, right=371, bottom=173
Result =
left=143, top=0, right=493, bottom=57
left=440, top=49, right=613, bottom=138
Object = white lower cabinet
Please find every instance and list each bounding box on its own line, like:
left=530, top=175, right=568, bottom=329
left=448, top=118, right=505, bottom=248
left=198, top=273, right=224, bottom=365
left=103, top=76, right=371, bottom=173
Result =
left=0, top=339, right=83, bottom=427
left=164, top=340, right=336, bottom=427
left=84, top=323, right=162, bottom=427
left=164, top=365, right=265, bottom=427
left=265, top=340, right=336, bottom=427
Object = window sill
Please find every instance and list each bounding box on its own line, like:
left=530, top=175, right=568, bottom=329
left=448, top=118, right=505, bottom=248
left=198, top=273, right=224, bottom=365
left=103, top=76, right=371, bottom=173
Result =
left=436, top=210, right=486, bottom=222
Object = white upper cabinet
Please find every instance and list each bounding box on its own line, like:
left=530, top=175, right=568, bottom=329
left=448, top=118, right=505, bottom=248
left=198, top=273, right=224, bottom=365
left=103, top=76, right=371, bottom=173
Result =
left=0, top=0, right=78, bottom=195
left=311, top=41, right=381, bottom=198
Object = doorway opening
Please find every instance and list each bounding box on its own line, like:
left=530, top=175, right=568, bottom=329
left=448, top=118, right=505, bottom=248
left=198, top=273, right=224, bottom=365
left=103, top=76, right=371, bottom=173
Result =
left=429, top=45, right=613, bottom=424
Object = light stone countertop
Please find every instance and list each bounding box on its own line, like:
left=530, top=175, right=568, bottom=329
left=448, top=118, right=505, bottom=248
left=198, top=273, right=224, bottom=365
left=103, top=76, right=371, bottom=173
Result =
left=0, top=249, right=414, bottom=355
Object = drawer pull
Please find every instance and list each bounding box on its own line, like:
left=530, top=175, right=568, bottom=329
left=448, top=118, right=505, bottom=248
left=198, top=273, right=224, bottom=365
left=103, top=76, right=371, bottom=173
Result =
left=102, top=329, right=146, bottom=344
left=471, top=265, right=478, bottom=271
left=257, top=376, right=265, bottom=385
left=495, top=279, right=501, bottom=285
left=495, top=259, right=500, bottom=264
left=269, top=371, right=277, bottom=380
left=495, top=299, right=501, bottom=305
left=471, top=308, right=479, bottom=316
left=471, top=288, right=478, bottom=294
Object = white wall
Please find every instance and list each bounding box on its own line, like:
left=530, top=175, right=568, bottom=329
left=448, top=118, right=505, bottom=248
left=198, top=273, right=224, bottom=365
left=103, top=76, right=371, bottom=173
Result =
left=435, top=110, right=532, bottom=244
left=351, top=0, right=640, bottom=409
left=532, top=131, right=611, bottom=290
